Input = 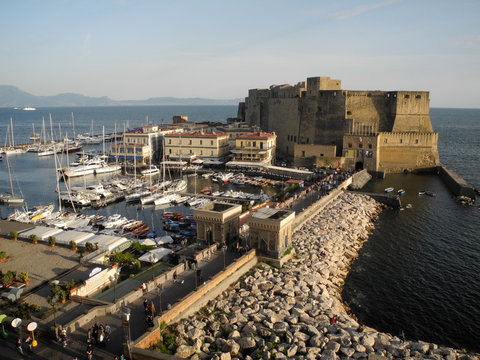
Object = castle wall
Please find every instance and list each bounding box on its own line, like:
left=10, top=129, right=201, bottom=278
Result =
left=345, top=91, right=395, bottom=132
left=265, top=98, right=300, bottom=157
left=392, top=91, right=433, bottom=132
left=377, top=132, right=439, bottom=172
left=305, top=91, right=346, bottom=156
left=294, top=143, right=338, bottom=168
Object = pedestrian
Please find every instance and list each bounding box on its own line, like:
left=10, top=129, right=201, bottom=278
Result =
left=173, top=271, right=177, bottom=283
left=24, top=335, right=33, bottom=351
left=16, top=336, right=23, bottom=355
left=93, top=323, right=99, bottom=344
left=86, top=343, right=94, bottom=360
left=143, top=298, right=148, bottom=313
left=104, top=323, right=111, bottom=342
left=87, top=327, right=92, bottom=343
left=142, top=282, right=147, bottom=293
left=61, top=327, right=68, bottom=347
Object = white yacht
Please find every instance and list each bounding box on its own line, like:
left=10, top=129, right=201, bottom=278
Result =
left=141, top=165, right=160, bottom=176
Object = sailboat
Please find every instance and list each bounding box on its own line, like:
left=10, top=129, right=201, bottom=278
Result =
left=30, top=123, right=40, bottom=141
left=3, top=118, right=26, bottom=155
left=1, top=152, right=25, bottom=205
left=94, top=126, right=121, bottom=174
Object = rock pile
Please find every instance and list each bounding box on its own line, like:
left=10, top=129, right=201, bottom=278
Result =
left=162, top=193, right=478, bottom=360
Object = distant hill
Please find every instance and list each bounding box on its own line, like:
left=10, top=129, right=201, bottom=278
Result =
left=0, top=85, right=242, bottom=107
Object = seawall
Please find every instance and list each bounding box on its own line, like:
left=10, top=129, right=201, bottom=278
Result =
left=438, top=165, right=477, bottom=199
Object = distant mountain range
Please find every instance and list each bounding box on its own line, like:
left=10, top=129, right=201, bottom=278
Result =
left=0, top=85, right=243, bottom=107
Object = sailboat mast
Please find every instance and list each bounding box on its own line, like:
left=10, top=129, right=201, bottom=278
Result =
left=114, top=122, right=118, bottom=168
left=102, top=125, right=105, bottom=156
left=71, top=112, right=76, bottom=140
left=49, top=113, right=54, bottom=144
left=6, top=149, right=15, bottom=198
left=10, top=117, right=14, bottom=147
left=42, top=116, right=46, bottom=145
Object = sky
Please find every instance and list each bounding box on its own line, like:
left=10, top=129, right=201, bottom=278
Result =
left=0, top=0, right=479, bottom=108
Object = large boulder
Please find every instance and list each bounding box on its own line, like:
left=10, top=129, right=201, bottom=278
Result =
left=175, top=344, right=196, bottom=359
left=238, top=336, right=256, bottom=350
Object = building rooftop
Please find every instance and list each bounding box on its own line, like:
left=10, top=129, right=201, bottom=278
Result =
left=165, top=132, right=228, bottom=138
left=252, top=207, right=292, bottom=220
left=236, top=132, right=276, bottom=140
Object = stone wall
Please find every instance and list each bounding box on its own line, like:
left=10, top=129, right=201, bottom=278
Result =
left=439, top=165, right=477, bottom=199
left=134, top=250, right=258, bottom=350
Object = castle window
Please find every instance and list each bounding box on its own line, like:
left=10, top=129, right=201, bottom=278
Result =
left=294, top=136, right=297, bottom=142
left=384, top=139, right=388, bottom=143
left=200, top=140, right=203, bottom=145
left=416, top=95, right=421, bottom=99
left=302, top=151, right=305, bottom=158
left=368, top=144, right=372, bottom=149
left=168, top=139, right=171, bottom=144
left=367, top=93, right=372, bottom=97
left=189, top=140, right=192, bottom=145
left=359, top=143, right=363, bottom=148
left=306, top=137, right=309, bottom=143
left=400, top=139, right=403, bottom=144
left=404, top=94, right=410, bottom=99
left=347, top=111, right=352, bottom=116
left=169, top=149, right=172, bottom=154
left=348, top=143, right=352, bottom=148
left=320, top=153, right=324, bottom=157
left=415, top=139, right=419, bottom=144
left=211, top=140, right=213, bottom=145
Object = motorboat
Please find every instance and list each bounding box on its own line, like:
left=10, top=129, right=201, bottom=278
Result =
left=384, top=187, right=394, bottom=193
left=397, top=189, right=406, bottom=196
left=141, top=165, right=160, bottom=176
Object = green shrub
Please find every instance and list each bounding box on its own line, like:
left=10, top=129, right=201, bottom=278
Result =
left=0, top=251, right=6, bottom=259
left=10, top=231, right=18, bottom=239
left=70, top=240, right=77, bottom=249
left=85, top=242, right=94, bottom=251
left=48, top=236, right=56, bottom=245
left=30, top=234, right=38, bottom=243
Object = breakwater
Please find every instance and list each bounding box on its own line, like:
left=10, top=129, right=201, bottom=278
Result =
left=438, top=165, right=477, bottom=199
left=144, top=192, right=478, bottom=359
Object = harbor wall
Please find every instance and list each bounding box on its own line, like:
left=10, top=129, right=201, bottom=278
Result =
left=438, top=165, right=477, bottom=199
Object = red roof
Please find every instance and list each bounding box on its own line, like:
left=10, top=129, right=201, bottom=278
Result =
left=164, top=132, right=228, bottom=138
left=236, top=132, right=276, bottom=140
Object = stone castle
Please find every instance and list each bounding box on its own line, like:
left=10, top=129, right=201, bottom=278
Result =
left=237, top=76, right=439, bottom=174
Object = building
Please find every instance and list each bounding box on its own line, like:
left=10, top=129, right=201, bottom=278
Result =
left=164, top=132, right=230, bottom=164
left=248, top=207, right=295, bottom=259
left=238, top=76, right=439, bottom=174
left=193, top=202, right=242, bottom=245
left=231, top=132, right=277, bottom=165
left=109, top=125, right=181, bottom=165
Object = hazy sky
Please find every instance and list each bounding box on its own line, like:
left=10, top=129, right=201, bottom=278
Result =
left=1, top=0, right=479, bottom=107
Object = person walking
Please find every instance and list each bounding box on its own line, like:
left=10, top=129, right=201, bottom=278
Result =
left=24, top=335, right=33, bottom=351
left=16, top=336, right=24, bottom=355
left=86, top=343, right=94, bottom=360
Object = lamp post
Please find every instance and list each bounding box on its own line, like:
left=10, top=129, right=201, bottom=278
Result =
left=222, top=244, right=227, bottom=270
left=110, top=273, right=118, bottom=303
left=122, top=308, right=132, bottom=360
left=157, top=284, right=163, bottom=315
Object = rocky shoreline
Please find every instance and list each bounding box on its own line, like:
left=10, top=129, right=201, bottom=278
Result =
left=159, top=192, right=479, bottom=360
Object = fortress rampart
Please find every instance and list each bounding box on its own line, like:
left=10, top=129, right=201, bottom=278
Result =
left=238, top=76, right=439, bottom=173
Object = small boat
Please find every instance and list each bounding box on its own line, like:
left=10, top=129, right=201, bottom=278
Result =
left=23, top=106, right=36, bottom=111
left=397, top=189, right=405, bottom=196
left=425, top=191, right=437, bottom=197
left=200, top=186, right=213, bottom=195
left=162, top=212, right=183, bottom=220
left=384, top=187, right=394, bottom=193
left=418, top=191, right=425, bottom=195
left=141, top=165, right=160, bottom=176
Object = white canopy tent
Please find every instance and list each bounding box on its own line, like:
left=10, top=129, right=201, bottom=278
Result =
left=138, top=248, right=173, bottom=263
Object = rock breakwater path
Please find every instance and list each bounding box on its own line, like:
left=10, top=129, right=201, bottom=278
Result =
left=162, top=193, right=479, bottom=360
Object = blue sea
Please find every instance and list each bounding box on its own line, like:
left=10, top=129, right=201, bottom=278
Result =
left=0, top=106, right=479, bottom=352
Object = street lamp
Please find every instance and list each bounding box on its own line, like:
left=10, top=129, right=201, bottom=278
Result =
left=110, top=273, right=119, bottom=303
left=122, top=308, right=132, bottom=360
left=157, top=284, right=163, bottom=315
left=222, top=244, right=227, bottom=270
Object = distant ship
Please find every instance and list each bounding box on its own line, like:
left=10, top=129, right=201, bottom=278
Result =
left=22, top=106, right=36, bottom=111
